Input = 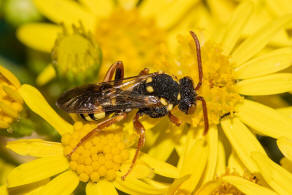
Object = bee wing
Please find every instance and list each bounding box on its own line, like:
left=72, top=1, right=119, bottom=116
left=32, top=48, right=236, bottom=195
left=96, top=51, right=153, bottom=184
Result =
left=101, top=90, right=161, bottom=112
left=57, top=73, right=160, bottom=113
left=56, top=84, right=108, bottom=113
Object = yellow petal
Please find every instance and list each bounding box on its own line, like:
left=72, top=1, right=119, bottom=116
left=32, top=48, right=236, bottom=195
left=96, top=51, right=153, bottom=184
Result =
left=9, top=179, right=48, bottom=195
left=215, top=138, right=226, bottom=176
left=117, top=0, right=138, bottom=10
left=237, top=73, right=292, bottom=95
left=120, top=156, right=153, bottom=179
left=266, top=0, right=292, bottom=17
left=87, top=181, right=118, bottom=195
left=39, top=170, right=79, bottom=195
left=148, top=138, right=175, bottom=162
left=17, top=23, right=61, bottom=52
left=142, top=179, right=168, bottom=191
left=222, top=175, right=278, bottom=195
left=18, top=84, right=73, bottom=135
left=114, top=176, right=166, bottom=195
left=79, top=0, right=113, bottom=18
left=235, top=47, right=292, bottom=79
left=195, top=180, right=222, bottom=195
left=140, top=152, right=179, bottom=178
left=227, top=151, right=245, bottom=175
left=140, top=0, right=200, bottom=29
left=7, top=139, right=63, bottom=157
left=0, top=66, right=21, bottom=88
left=206, top=0, right=235, bottom=24
left=36, top=65, right=56, bottom=86
left=277, top=137, right=292, bottom=161
left=7, top=156, right=69, bottom=187
left=221, top=118, right=267, bottom=172
left=167, top=175, right=190, bottom=195
left=33, top=0, right=95, bottom=31
left=231, top=15, right=292, bottom=65
left=280, top=157, right=292, bottom=173
left=0, top=185, right=8, bottom=195
left=202, top=126, right=218, bottom=184
left=179, top=138, right=208, bottom=192
left=252, top=152, right=292, bottom=195
left=220, top=1, right=253, bottom=55
left=277, top=107, right=292, bottom=120
left=0, top=120, right=9, bottom=128
left=237, top=99, right=292, bottom=140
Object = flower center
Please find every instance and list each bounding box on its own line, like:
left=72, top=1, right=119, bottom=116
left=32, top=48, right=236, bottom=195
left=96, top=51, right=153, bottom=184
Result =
left=172, top=36, right=242, bottom=127
left=52, top=25, right=102, bottom=84
left=0, top=74, right=23, bottom=128
left=95, top=8, right=167, bottom=78
left=62, top=122, right=130, bottom=182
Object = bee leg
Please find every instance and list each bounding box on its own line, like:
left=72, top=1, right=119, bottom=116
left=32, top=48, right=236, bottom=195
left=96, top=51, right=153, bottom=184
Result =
left=168, top=112, right=181, bottom=126
left=196, top=96, right=209, bottom=135
left=103, top=61, right=124, bottom=84
left=67, top=113, right=127, bottom=158
left=190, top=31, right=203, bottom=91
left=121, top=112, right=145, bottom=180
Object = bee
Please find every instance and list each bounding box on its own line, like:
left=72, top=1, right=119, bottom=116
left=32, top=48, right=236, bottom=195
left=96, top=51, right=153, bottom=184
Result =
left=57, top=31, right=209, bottom=180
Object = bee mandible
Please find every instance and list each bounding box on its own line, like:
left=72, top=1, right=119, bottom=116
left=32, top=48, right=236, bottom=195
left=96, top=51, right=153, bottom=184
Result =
left=57, top=31, right=209, bottom=180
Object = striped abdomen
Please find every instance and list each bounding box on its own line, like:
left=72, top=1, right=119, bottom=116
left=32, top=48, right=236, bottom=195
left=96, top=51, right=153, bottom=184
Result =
left=79, top=112, right=106, bottom=121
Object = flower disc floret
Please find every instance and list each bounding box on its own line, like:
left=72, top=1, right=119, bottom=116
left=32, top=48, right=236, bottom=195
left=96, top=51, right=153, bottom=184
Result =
left=62, top=122, right=130, bottom=182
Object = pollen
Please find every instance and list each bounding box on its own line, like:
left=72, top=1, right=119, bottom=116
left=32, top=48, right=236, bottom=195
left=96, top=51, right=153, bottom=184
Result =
left=174, top=36, right=243, bottom=127
left=61, top=122, right=130, bottom=182
left=51, top=24, right=102, bottom=84
left=95, top=9, right=167, bottom=78
left=0, top=74, right=23, bottom=129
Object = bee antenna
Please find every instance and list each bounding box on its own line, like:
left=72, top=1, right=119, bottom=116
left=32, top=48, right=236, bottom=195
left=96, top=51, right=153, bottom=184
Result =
left=189, top=31, right=203, bottom=91
left=190, top=31, right=209, bottom=134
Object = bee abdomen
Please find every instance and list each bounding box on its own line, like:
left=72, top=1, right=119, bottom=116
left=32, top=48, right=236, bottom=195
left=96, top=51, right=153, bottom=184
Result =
left=80, top=112, right=106, bottom=121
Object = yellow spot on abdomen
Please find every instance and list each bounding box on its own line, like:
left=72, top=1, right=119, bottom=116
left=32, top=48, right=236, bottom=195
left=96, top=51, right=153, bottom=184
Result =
left=94, top=112, right=106, bottom=120
left=146, top=86, right=154, bottom=93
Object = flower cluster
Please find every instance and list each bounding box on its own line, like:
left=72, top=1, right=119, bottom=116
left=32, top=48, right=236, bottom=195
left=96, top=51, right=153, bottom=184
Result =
left=0, top=0, right=292, bottom=195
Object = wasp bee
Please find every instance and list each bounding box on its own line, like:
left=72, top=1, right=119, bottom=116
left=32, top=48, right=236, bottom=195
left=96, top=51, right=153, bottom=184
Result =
left=57, top=31, right=209, bottom=179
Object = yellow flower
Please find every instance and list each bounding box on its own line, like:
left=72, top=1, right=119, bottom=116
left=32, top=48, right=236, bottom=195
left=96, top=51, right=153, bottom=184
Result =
left=17, top=0, right=243, bottom=85
left=6, top=84, right=179, bottom=194
left=0, top=66, right=23, bottom=129
left=141, top=1, right=292, bottom=193
left=160, top=133, right=280, bottom=194
left=50, top=24, right=102, bottom=84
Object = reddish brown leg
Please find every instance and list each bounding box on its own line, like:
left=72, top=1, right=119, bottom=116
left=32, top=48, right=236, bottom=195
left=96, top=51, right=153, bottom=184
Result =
left=67, top=113, right=127, bottom=158
left=121, top=112, right=145, bottom=180
left=190, top=31, right=203, bottom=91
left=196, top=96, right=209, bottom=135
left=168, top=112, right=181, bottom=126
left=103, top=61, right=124, bottom=84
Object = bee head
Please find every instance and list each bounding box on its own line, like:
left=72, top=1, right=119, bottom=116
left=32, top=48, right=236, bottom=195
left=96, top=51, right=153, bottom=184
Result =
left=178, top=77, right=197, bottom=114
